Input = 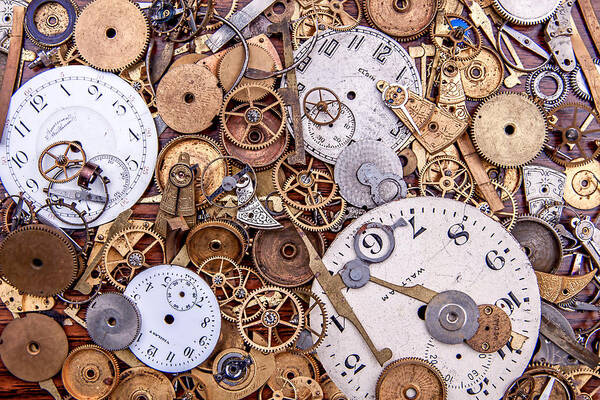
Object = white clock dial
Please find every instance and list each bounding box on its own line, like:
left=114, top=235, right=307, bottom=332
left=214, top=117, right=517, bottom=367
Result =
left=304, top=103, right=356, bottom=161
left=291, top=27, right=421, bottom=164
left=0, top=66, right=158, bottom=228
left=311, top=197, right=541, bottom=400
left=124, top=265, right=221, bottom=373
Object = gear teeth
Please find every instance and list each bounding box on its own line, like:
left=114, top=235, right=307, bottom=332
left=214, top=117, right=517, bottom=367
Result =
left=376, top=357, right=447, bottom=400
left=525, top=64, right=569, bottom=110
left=24, top=0, right=79, bottom=49
left=430, top=13, right=482, bottom=62
left=283, top=199, right=347, bottom=232
left=204, top=0, right=239, bottom=31
left=364, top=0, right=439, bottom=41
left=492, top=0, right=559, bottom=25
left=569, top=60, right=600, bottom=102
left=291, top=288, right=328, bottom=355
left=87, top=293, right=141, bottom=351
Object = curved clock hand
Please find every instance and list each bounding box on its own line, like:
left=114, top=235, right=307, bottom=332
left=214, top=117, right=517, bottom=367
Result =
left=294, top=226, right=393, bottom=366
left=368, top=275, right=438, bottom=304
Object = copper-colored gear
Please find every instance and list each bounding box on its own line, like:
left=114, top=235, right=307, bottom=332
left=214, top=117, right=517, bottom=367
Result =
left=110, top=366, right=176, bottom=399
left=61, top=345, right=120, bottom=400
left=220, top=83, right=287, bottom=150
left=544, top=103, right=600, bottom=168
left=252, top=218, right=324, bottom=287
left=202, top=0, right=238, bottom=30
left=38, top=140, right=86, bottom=183
left=291, top=10, right=337, bottom=49
left=419, top=155, right=474, bottom=202
left=376, top=358, right=447, bottom=400
left=510, top=215, right=563, bottom=273
left=431, top=13, right=481, bottom=61
left=471, top=92, right=547, bottom=168
left=217, top=43, right=277, bottom=102
left=283, top=199, right=347, bottom=232
left=0, top=224, right=79, bottom=296
left=364, top=0, right=438, bottom=41
left=172, top=372, right=209, bottom=399
left=267, top=351, right=320, bottom=396
left=74, top=0, right=149, bottom=72
left=156, top=63, right=223, bottom=133
left=456, top=46, right=504, bottom=100
left=155, top=135, right=228, bottom=209
left=0, top=313, right=69, bottom=382
left=282, top=288, right=328, bottom=354
left=563, top=366, right=600, bottom=399
left=0, top=194, right=35, bottom=234
left=102, top=226, right=166, bottom=291
left=236, top=286, right=305, bottom=353
left=465, top=304, right=512, bottom=353
left=186, top=219, right=248, bottom=267
left=503, top=362, right=576, bottom=400
left=563, top=159, right=600, bottom=210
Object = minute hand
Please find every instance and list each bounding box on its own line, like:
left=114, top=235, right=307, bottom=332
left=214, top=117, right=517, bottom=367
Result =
left=369, top=276, right=438, bottom=304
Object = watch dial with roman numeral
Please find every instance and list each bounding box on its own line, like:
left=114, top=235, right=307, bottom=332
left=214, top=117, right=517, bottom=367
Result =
left=0, top=66, right=158, bottom=227
left=290, top=26, right=421, bottom=164
left=124, top=264, right=221, bottom=373
left=311, top=197, right=541, bottom=400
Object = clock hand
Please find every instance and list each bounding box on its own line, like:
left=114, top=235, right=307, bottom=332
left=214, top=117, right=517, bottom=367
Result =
left=368, top=275, right=438, bottom=304
left=294, top=226, right=393, bottom=366
left=538, top=376, right=556, bottom=400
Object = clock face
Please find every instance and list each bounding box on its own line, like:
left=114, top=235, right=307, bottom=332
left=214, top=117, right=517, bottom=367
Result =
left=0, top=66, right=158, bottom=228
left=124, top=265, right=221, bottom=373
left=291, top=27, right=422, bottom=164
left=311, top=197, right=541, bottom=400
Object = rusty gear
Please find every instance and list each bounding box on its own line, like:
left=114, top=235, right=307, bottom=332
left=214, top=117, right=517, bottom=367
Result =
left=110, top=367, right=176, bottom=399
left=74, top=0, right=149, bottom=72
left=376, top=358, right=447, bottom=400
left=364, top=0, right=438, bottom=41
left=0, top=224, right=79, bottom=296
left=61, top=345, right=120, bottom=400
left=186, top=219, right=248, bottom=267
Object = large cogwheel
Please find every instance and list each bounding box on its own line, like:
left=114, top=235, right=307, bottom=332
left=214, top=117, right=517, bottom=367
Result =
left=376, top=357, right=447, bottom=400
left=492, top=0, right=560, bottom=26
left=364, top=0, right=438, bottom=41
left=471, top=92, right=547, bottom=168
left=74, top=0, right=149, bottom=72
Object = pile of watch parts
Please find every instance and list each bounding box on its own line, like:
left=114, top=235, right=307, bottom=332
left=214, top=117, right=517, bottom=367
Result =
left=0, top=0, right=600, bottom=398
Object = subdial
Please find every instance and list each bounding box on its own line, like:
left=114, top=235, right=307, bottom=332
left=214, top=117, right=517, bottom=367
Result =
left=167, top=278, right=199, bottom=311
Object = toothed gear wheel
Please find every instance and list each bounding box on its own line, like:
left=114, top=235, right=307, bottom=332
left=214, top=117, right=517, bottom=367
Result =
left=74, top=0, right=149, bottom=72
left=364, top=0, right=438, bottom=41
left=471, top=92, right=547, bottom=168
left=220, top=84, right=286, bottom=150
left=289, top=288, right=328, bottom=354
left=419, top=155, right=475, bottom=202
left=563, top=366, right=600, bottom=399
left=236, top=286, right=304, bottom=353
left=510, top=214, right=563, bottom=273
left=313, top=0, right=361, bottom=31
left=102, top=226, right=166, bottom=291
left=283, top=199, right=347, bottom=232
left=0, top=194, right=35, bottom=234
left=376, top=357, right=447, bottom=400
left=569, top=59, right=600, bottom=102
left=503, top=362, right=576, bottom=400
left=185, top=219, right=248, bottom=267
left=86, top=292, right=141, bottom=351
left=526, top=64, right=569, bottom=110
left=0, top=224, right=79, bottom=296
left=61, top=344, right=120, bottom=400
left=24, top=0, right=78, bottom=48
left=430, top=13, right=481, bottom=61
left=202, top=0, right=238, bottom=31
left=492, top=0, right=560, bottom=25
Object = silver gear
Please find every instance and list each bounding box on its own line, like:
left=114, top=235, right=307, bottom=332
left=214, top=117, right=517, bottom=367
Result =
left=526, top=64, right=569, bottom=110
left=569, top=59, right=600, bottom=102
left=492, top=0, right=560, bottom=25
left=86, top=292, right=141, bottom=351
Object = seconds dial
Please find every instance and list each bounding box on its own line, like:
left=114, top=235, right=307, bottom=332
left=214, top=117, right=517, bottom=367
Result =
left=124, top=264, right=221, bottom=373
left=310, top=197, right=541, bottom=400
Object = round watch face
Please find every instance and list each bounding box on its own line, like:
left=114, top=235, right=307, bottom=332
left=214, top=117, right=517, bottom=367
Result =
left=311, top=197, right=541, bottom=400
left=0, top=65, right=158, bottom=228
left=290, top=27, right=422, bottom=164
left=124, top=264, right=222, bottom=373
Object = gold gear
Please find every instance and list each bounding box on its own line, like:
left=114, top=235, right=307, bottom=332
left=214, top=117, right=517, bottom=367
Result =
left=376, top=357, right=447, bottom=400
left=217, top=43, right=277, bottom=102
left=110, top=366, right=176, bottom=399
left=172, top=372, right=209, bottom=400
left=0, top=224, right=79, bottom=296
left=564, top=159, right=600, bottom=209
left=197, top=255, right=244, bottom=312
left=185, top=219, right=248, bottom=267
left=102, top=226, right=166, bottom=291
left=267, top=351, right=320, bottom=396
left=456, top=46, right=504, bottom=100
left=119, top=61, right=156, bottom=111
left=259, top=377, right=298, bottom=400
left=419, top=155, right=474, bottom=202
left=364, top=0, right=438, bottom=41
left=544, top=103, right=600, bottom=168
left=156, top=63, right=223, bottom=133
left=236, top=286, right=304, bottom=353
left=0, top=194, right=35, bottom=234
left=563, top=366, right=600, bottom=399
left=292, top=10, right=337, bottom=49
left=220, top=84, right=287, bottom=150
left=282, top=288, right=328, bottom=354
left=225, top=266, right=265, bottom=322
left=312, top=0, right=361, bottom=31
left=283, top=200, right=347, bottom=232
left=430, top=13, right=481, bottom=61
left=38, top=140, right=86, bottom=183
left=74, top=0, right=149, bottom=72
left=201, top=0, right=238, bottom=31
left=61, top=345, right=120, bottom=400
left=155, top=135, right=228, bottom=209
left=474, top=161, right=522, bottom=201
left=503, top=362, right=576, bottom=400
left=471, top=92, right=547, bottom=167
left=58, top=43, right=88, bottom=66
left=470, top=181, right=518, bottom=231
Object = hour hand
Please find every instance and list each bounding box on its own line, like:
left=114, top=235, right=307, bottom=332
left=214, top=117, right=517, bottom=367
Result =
left=369, top=275, right=438, bottom=304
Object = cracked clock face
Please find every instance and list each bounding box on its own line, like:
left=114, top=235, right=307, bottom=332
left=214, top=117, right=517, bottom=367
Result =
left=310, top=197, right=541, bottom=400
left=0, top=66, right=158, bottom=228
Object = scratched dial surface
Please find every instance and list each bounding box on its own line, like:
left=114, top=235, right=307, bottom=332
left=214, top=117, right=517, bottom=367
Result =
left=310, top=197, right=541, bottom=400
left=0, top=66, right=158, bottom=227
left=124, top=264, right=221, bottom=373
left=291, top=27, right=422, bottom=164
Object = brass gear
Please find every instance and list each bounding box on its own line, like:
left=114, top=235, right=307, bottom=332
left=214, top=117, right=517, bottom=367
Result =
left=156, top=64, right=223, bottom=133
left=563, top=366, right=600, bottom=399
left=471, top=92, right=547, bottom=167
left=470, top=181, right=518, bottom=232
left=0, top=194, right=35, bottom=234
left=102, top=226, right=166, bottom=291
left=267, top=351, right=320, bottom=395
left=236, top=286, right=304, bottom=353
left=544, top=103, right=600, bottom=168
left=511, top=215, right=563, bottom=273
left=456, top=46, right=504, bottom=100
left=155, top=135, right=228, bottom=209
left=430, top=13, right=481, bottom=61
left=474, top=161, right=522, bottom=201
left=25, top=0, right=78, bottom=48
left=364, top=0, right=438, bottom=41
left=503, top=362, right=576, bottom=400
left=292, top=10, right=337, bottom=49
left=284, top=288, right=328, bottom=354
left=312, top=0, right=362, bottom=31
left=376, top=357, right=447, bottom=400
left=202, top=0, right=238, bottom=31
left=220, top=84, right=287, bottom=150
left=283, top=200, right=347, bottom=232
left=224, top=265, right=265, bottom=322
left=0, top=224, right=79, bottom=296
left=419, top=155, right=474, bottom=202
left=185, top=219, right=248, bottom=267
left=110, top=366, right=176, bottom=399
left=196, top=255, right=243, bottom=312
left=61, top=345, right=120, bottom=400
left=217, top=42, right=278, bottom=102
left=0, top=313, right=69, bottom=382
left=563, top=159, right=600, bottom=210
left=172, top=372, right=209, bottom=399
left=74, top=0, right=149, bottom=72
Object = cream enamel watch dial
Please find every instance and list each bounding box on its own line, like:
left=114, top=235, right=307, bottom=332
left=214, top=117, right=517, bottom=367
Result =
left=124, top=264, right=221, bottom=373
left=291, top=27, right=422, bottom=164
left=0, top=66, right=158, bottom=227
left=310, top=197, right=541, bottom=400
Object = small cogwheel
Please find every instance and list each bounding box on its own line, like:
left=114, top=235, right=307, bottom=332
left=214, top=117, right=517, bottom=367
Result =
left=569, top=59, right=600, bottom=102
left=526, top=64, right=569, bottom=110
left=24, top=0, right=78, bottom=48
left=430, top=13, right=481, bottom=61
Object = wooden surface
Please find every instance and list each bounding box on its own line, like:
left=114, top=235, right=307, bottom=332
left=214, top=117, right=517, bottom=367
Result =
left=1, top=0, right=600, bottom=398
